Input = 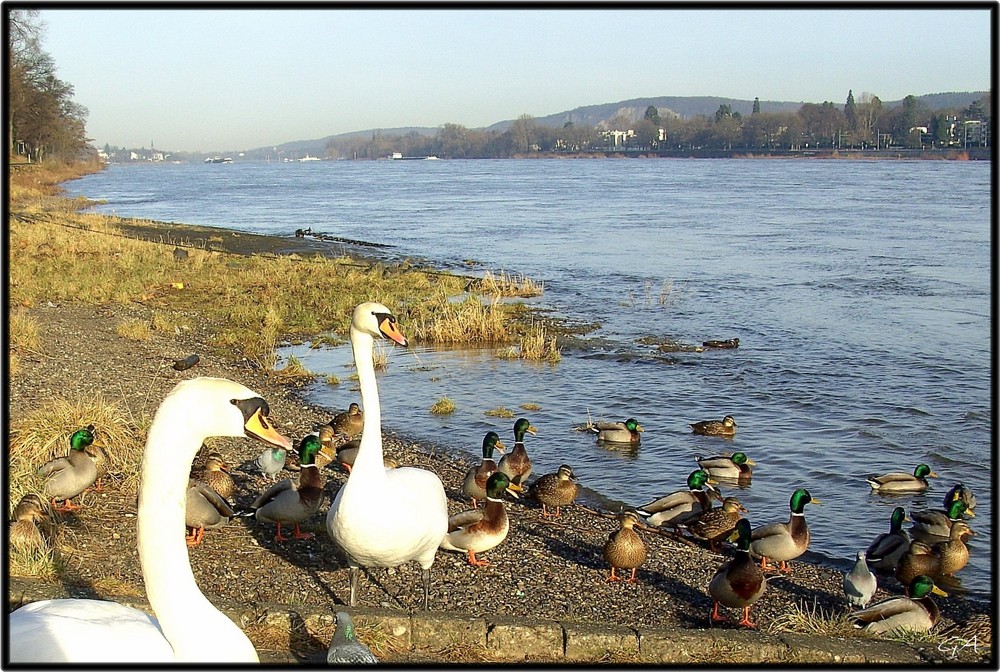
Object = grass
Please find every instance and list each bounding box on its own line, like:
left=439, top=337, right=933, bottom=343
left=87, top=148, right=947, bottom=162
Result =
left=116, top=318, right=152, bottom=341
left=473, top=269, right=544, bottom=298
left=498, top=323, right=561, bottom=364
left=9, top=309, right=41, bottom=353
left=484, top=406, right=515, bottom=418
left=271, top=355, right=315, bottom=384
left=520, top=402, right=543, bottom=411
left=430, top=397, right=456, bottom=414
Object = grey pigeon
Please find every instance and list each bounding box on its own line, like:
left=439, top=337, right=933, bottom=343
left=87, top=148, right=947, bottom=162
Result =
left=255, top=445, right=287, bottom=480
left=843, top=550, right=877, bottom=607
left=327, top=611, right=378, bottom=664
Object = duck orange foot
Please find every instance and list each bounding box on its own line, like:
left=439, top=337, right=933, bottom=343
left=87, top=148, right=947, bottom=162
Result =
left=466, top=551, right=490, bottom=566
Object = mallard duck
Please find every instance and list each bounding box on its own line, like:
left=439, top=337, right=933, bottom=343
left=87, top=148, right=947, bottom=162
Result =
left=441, top=471, right=518, bottom=566
left=461, top=431, right=506, bottom=507
left=9, top=494, right=48, bottom=554
left=932, top=519, right=975, bottom=575
left=943, top=482, right=977, bottom=513
left=895, top=540, right=942, bottom=586
left=184, top=479, right=235, bottom=547
left=8, top=377, right=292, bottom=662
left=690, top=415, right=737, bottom=437
left=254, top=444, right=288, bottom=480
left=327, top=611, right=378, bottom=664
left=850, top=574, right=947, bottom=635
left=603, top=510, right=647, bottom=582
left=708, top=518, right=766, bottom=627
left=197, top=452, right=234, bottom=500
left=685, top=496, right=747, bottom=552
left=703, top=338, right=739, bottom=349
left=843, top=551, right=878, bottom=607
left=911, top=499, right=972, bottom=543
left=636, top=469, right=721, bottom=528
left=251, top=433, right=325, bottom=542
left=866, top=506, right=911, bottom=573
left=84, top=443, right=109, bottom=493
left=328, top=402, right=364, bottom=438
left=325, top=303, right=449, bottom=610
left=37, top=425, right=99, bottom=512
left=591, top=417, right=643, bottom=444
left=497, top=417, right=536, bottom=488
left=749, top=488, right=820, bottom=573
left=528, top=464, right=579, bottom=517
left=865, top=463, right=937, bottom=493
left=696, top=451, right=754, bottom=482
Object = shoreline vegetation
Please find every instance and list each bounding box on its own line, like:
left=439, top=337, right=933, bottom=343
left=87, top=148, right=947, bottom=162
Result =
left=6, top=160, right=992, bottom=664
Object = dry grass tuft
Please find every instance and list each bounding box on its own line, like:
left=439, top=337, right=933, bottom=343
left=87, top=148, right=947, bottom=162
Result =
left=372, top=341, right=389, bottom=371
left=410, top=296, right=510, bottom=344
left=498, top=323, right=561, bottom=364
left=766, top=597, right=856, bottom=638
left=484, top=406, right=515, bottom=418
left=430, top=397, right=456, bottom=415
left=116, top=318, right=152, bottom=341
left=271, top=355, right=315, bottom=383
left=9, top=310, right=41, bottom=353
left=474, top=269, right=544, bottom=298
left=520, top=402, right=543, bottom=411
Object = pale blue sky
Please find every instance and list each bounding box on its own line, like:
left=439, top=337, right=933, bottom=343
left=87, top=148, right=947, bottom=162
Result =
left=37, top=7, right=993, bottom=153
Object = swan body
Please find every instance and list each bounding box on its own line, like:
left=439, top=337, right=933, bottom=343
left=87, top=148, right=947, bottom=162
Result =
left=8, top=377, right=292, bottom=663
left=843, top=551, right=878, bottom=607
left=865, top=463, right=936, bottom=493
left=637, top=469, right=720, bottom=527
left=326, top=303, right=448, bottom=609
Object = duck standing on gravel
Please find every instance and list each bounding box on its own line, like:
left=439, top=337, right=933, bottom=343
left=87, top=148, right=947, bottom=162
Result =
left=497, top=417, right=536, bottom=489
left=865, top=506, right=911, bottom=573
left=441, top=471, right=519, bottom=566
left=865, top=463, right=937, bottom=494
left=749, top=488, right=820, bottom=574
left=37, top=425, right=99, bottom=512
left=708, top=519, right=766, bottom=627
left=636, top=469, right=721, bottom=528
left=684, top=496, right=748, bottom=552
left=690, top=415, right=738, bottom=437
left=850, top=574, right=947, bottom=635
left=251, top=433, right=325, bottom=541
left=462, top=431, right=506, bottom=508
left=529, top=464, right=579, bottom=517
left=843, top=551, right=878, bottom=607
left=603, top=510, right=647, bottom=583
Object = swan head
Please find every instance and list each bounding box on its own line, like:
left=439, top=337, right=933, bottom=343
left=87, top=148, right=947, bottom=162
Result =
left=352, top=302, right=408, bottom=347
left=163, top=378, right=292, bottom=451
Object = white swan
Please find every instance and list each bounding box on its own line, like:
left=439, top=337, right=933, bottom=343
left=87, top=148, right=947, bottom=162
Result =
left=326, top=302, right=448, bottom=609
left=8, top=377, right=293, bottom=662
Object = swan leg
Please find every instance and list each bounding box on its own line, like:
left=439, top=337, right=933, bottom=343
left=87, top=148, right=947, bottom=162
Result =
left=738, top=606, right=756, bottom=628
left=711, top=601, right=727, bottom=623
left=349, top=566, right=359, bottom=607
left=291, top=523, right=314, bottom=540
left=421, top=567, right=431, bottom=610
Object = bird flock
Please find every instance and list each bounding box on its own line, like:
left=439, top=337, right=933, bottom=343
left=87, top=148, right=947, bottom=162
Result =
left=9, top=304, right=982, bottom=662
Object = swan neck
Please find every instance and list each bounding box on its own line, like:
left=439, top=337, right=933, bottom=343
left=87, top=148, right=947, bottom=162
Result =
left=352, top=325, right=385, bottom=472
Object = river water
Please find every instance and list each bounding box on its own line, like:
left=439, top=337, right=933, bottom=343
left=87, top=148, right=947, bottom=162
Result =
left=65, top=158, right=992, bottom=598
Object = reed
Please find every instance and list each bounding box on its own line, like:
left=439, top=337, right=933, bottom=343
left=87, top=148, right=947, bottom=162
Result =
left=484, top=406, right=515, bottom=418
left=474, top=269, right=544, bottom=298
left=498, top=323, right=561, bottom=364
left=430, top=397, right=456, bottom=414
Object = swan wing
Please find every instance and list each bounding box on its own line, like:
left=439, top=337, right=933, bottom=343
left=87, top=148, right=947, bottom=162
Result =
left=8, top=599, right=174, bottom=662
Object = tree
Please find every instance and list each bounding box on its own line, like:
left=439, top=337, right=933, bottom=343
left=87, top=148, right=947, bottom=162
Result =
left=844, top=90, right=858, bottom=131
left=855, top=92, right=882, bottom=145
left=644, top=105, right=661, bottom=125
left=752, top=97, right=760, bottom=115
left=509, top=114, right=536, bottom=154
left=714, top=104, right=740, bottom=123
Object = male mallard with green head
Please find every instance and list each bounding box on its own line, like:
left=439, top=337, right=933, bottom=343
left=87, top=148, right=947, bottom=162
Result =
left=709, top=518, right=766, bottom=627
left=462, top=431, right=506, bottom=508
left=749, top=488, right=820, bottom=573
left=865, top=506, right=911, bottom=573
left=850, top=575, right=947, bottom=635
left=911, top=499, right=972, bottom=543
left=251, top=433, right=325, bottom=541
left=440, top=471, right=519, bottom=566
left=603, top=510, right=647, bottom=583
left=37, top=425, right=99, bottom=512
left=591, top=417, right=643, bottom=444
left=696, top=451, right=754, bottom=482
left=685, top=497, right=748, bottom=552
left=636, top=469, right=721, bottom=528
left=529, top=464, right=579, bottom=517
left=690, top=415, right=737, bottom=437
left=865, top=463, right=937, bottom=494
left=943, top=482, right=976, bottom=514
left=497, top=418, right=536, bottom=488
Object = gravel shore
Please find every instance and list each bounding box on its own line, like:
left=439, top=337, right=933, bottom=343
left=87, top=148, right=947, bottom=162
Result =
left=7, top=238, right=991, bottom=664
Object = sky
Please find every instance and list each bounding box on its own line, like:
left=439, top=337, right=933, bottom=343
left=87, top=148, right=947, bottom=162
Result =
left=33, top=7, right=995, bottom=153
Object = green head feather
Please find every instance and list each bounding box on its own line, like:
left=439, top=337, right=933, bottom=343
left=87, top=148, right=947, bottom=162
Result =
left=889, top=506, right=907, bottom=532
left=299, top=434, right=322, bottom=466
left=482, top=431, right=502, bottom=458
left=789, top=488, right=816, bottom=514
left=69, top=425, right=96, bottom=451
left=687, top=469, right=710, bottom=489
left=486, top=471, right=512, bottom=498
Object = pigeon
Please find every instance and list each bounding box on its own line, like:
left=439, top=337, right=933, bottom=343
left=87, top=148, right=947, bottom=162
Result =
left=327, top=611, right=378, bottom=664
left=255, top=445, right=288, bottom=480
left=843, top=550, right=878, bottom=607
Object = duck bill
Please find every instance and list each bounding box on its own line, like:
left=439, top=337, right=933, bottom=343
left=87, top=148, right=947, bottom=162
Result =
left=244, top=409, right=293, bottom=451
left=378, top=314, right=408, bottom=347
left=505, top=485, right=521, bottom=498
left=928, top=471, right=939, bottom=478
left=527, top=425, right=538, bottom=435
left=746, top=459, right=756, bottom=466
left=494, top=440, right=507, bottom=454
left=932, top=585, right=949, bottom=597
left=810, top=497, right=822, bottom=505
left=637, top=425, right=645, bottom=432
